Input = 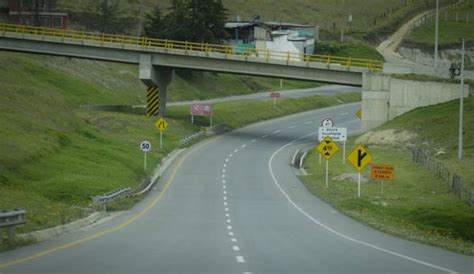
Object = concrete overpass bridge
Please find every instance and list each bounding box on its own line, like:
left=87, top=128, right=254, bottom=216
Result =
left=0, top=23, right=383, bottom=116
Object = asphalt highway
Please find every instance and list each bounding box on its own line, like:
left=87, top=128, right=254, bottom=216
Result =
left=0, top=103, right=472, bottom=274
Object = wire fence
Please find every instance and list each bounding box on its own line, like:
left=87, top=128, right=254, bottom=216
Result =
left=412, top=147, right=473, bottom=206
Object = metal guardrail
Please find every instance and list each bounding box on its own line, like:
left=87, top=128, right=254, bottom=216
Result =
left=0, top=209, right=26, bottom=242
left=91, top=187, right=131, bottom=205
left=179, top=131, right=205, bottom=146
left=0, top=23, right=384, bottom=72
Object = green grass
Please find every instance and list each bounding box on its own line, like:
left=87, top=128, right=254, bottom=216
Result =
left=378, top=97, right=474, bottom=187
left=405, top=2, right=474, bottom=47
left=299, top=97, right=474, bottom=255
left=314, top=40, right=385, bottom=61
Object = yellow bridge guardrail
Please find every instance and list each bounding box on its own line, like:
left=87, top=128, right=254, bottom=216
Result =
left=0, top=23, right=384, bottom=72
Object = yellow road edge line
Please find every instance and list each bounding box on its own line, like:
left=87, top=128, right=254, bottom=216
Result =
left=0, top=136, right=222, bottom=269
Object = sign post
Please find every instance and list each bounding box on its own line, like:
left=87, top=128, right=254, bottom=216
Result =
left=140, top=140, right=152, bottom=171
left=154, top=118, right=168, bottom=149
left=347, top=144, right=373, bottom=197
left=270, top=92, right=280, bottom=109
left=371, top=163, right=395, bottom=195
left=316, top=136, right=340, bottom=188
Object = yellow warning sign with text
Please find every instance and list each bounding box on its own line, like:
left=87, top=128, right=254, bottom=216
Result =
left=316, top=137, right=339, bottom=160
left=371, top=164, right=394, bottom=181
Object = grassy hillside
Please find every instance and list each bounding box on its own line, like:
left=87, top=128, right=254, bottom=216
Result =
left=405, top=2, right=474, bottom=47
left=59, top=0, right=443, bottom=43
left=300, top=97, right=474, bottom=254
left=0, top=51, right=359, bottom=250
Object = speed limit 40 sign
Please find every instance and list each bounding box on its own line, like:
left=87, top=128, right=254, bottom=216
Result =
left=140, top=140, right=152, bottom=152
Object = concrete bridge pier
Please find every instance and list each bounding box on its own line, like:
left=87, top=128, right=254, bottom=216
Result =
left=361, top=73, right=391, bottom=132
left=139, top=54, right=175, bottom=116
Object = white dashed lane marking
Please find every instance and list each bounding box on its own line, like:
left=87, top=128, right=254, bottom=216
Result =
left=232, top=246, right=240, bottom=251
left=225, top=208, right=229, bottom=211
left=222, top=179, right=226, bottom=184
left=231, top=238, right=237, bottom=242
left=229, top=232, right=234, bottom=236
left=229, top=153, right=233, bottom=157
left=241, top=144, right=246, bottom=148
left=305, top=121, right=313, bottom=124
left=225, top=158, right=229, bottom=162
left=223, top=191, right=227, bottom=195
left=224, top=202, right=228, bottom=206
left=227, top=225, right=232, bottom=230
left=234, top=149, right=239, bottom=153
left=288, top=125, right=296, bottom=129
left=223, top=185, right=226, bottom=189
left=227, top=219, right=231, bottom=223
left=273, top=130, right=281, bottom=134
left=250, top=139, right=256, bottom=143
left=222, top=169, right=226, bottom=173
left=262, top=135, right=268, bottom=138
left=236, top=256, right=245, bottom=263
left=225, top=213, right=230, bottom=217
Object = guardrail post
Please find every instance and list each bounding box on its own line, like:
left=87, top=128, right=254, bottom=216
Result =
left=347, top=57, right=352, bottom=68
left=266, top=49, right=270, bottom=62
left=326, top=55, right=331, bottom=65
left=287, top=51, right=290, bottom=64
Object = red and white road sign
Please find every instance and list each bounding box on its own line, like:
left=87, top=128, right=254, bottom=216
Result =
left=270, top=92, right=281, bottom=98
left=191, top=104, right=213, bottom=116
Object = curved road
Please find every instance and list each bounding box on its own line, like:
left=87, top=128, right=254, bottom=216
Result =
left=0, top=103, right=472, bottom=274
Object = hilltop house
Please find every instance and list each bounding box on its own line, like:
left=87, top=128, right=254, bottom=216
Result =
left=225, top=20, right=318, bottom=61
left=0, top=0, right=68, bottom=28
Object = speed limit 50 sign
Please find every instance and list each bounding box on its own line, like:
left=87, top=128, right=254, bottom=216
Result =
left=140, top=140, right=152, bottom=152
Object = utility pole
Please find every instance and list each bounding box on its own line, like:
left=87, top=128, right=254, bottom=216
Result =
left=434, top=0, right=439, bottom=70
left=458, top=38, right=465, bottom=160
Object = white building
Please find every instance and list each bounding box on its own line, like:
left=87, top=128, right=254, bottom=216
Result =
left=257, top=30, right=315, bottom=61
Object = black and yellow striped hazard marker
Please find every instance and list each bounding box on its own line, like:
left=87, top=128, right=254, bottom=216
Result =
left=147, top=86, right=159, bottom=116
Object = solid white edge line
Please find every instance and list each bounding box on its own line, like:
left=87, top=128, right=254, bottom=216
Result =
left=268, top=130, right=457, bottom=274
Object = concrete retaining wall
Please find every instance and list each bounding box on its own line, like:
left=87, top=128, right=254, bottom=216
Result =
left=389, top=78, right=469, bottom=119
left=362, top=74, right=469, bottom=131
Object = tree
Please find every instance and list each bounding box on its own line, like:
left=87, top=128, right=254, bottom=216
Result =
left=145, top=0, right=228, bottom=43
left=76, top=0, right=133, bottom=33
left=144, top=6, right=163, bottom=38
